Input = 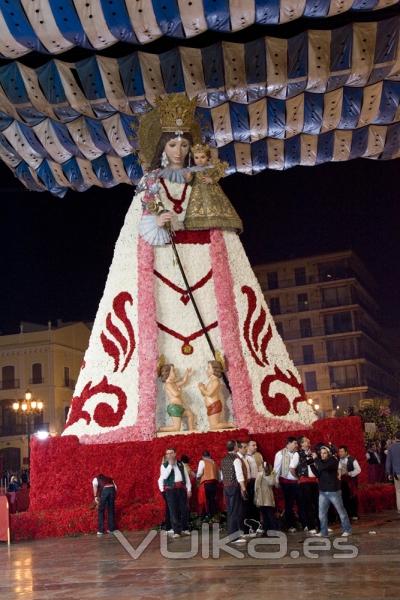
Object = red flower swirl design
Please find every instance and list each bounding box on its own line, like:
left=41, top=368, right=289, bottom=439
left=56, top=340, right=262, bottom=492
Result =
left=100, top=292, right=135, bottom=372
left=261, top=366, right=306, bottom=416
left=65, top=376, right=127, bottom=429
left=242, top=285, right=272, bottom=367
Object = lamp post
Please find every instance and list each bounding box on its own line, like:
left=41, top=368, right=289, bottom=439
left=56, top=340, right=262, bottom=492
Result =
left=12, top=389, right=44, bottom=467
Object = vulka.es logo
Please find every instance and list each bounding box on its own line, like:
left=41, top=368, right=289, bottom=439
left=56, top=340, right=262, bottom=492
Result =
left=113, top=526, right=359, bottom=560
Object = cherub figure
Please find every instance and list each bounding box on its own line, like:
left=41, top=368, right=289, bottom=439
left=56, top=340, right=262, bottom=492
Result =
left=198, top=360, right=235, bottom=430
left=184, top=144, right=243, bottom=232
left=158, top=364, right=195, bottom=432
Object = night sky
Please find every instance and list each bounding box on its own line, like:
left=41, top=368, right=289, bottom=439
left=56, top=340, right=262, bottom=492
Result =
left=0, top=155, right=399, bottom=335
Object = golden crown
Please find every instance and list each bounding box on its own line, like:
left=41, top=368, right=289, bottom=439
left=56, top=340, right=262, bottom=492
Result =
left=156, top=94, right=197, bottom=133
left=191, top=143, right=211, bottom=155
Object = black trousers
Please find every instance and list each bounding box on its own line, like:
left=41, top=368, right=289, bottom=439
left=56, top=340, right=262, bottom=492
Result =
left=161, top=491, right=172, bottom=530
left=242, top=478, right=260, bottom=533
left=98, top=486, right=116, bottom=533
left=280, top=482, right=299, bottom=529
left=341, top=479, right=359, bottom=519
left=204, top=481, right=218, bottom=518
left=260, top=506, right=281, bottom=531
left=298, top=481, right=319, bottom=530
left=224, top=485, right=243, bottom=536
left=164, top=487, right=189, bottom=534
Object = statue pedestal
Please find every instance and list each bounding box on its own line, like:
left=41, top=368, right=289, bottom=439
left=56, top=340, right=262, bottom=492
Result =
left=12, top=417, right=365, bottom=541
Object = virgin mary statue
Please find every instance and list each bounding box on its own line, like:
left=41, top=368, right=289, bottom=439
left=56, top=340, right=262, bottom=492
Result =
left=63, top=94, right=316, bottom=443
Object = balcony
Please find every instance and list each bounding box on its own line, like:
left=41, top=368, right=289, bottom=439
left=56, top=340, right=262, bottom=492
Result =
left=64, top=379, right=76, bottom=390
left=263, top=271, right=357, bottom=291
left=272, top=300, right=358, bottom=314
left=29, top=377, right=44, bottom=385
left=282, top=326, right=358, bottom=341
left=330, top=379, right=361, bottom=389
left=0, top=424, right=25, bottom=437
left=327, top=352, right=358, bottom=362
left=0, top=379, right=20, bottom=390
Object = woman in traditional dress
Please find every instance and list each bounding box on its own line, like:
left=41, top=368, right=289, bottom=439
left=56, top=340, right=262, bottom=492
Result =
left=63, top=94, right=315, bottom=444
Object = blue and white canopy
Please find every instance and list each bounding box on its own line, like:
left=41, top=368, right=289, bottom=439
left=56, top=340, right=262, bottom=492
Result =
left=0, top=14, right=400, bottom=194
left=0, top=0, right=398, bottom=57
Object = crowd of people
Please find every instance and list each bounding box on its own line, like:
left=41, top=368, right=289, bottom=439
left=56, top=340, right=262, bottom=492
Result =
left=93, top=431, right=400, bottom=539
left=157, top=437, right=363, bottom=542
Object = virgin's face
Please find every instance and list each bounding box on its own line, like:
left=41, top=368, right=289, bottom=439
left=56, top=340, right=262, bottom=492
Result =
left=206, top=362, right=213, bottom=377
left=164, top=137, right=190, bottom=169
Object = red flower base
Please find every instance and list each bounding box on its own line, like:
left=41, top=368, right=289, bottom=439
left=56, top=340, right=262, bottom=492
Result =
left=10, top=417, right=394, bottom=541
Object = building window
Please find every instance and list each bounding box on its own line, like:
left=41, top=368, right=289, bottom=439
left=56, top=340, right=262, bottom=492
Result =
left=297, top=293, right=309, bottom=311
left=267, top=272, right=278, bottom=290
left=275, top=322, right=284, bottom=337
left=299, top=318, right=312, bottom=338
left=326, top=338, right=357, bottom=361
left=0, top=399, right=21, bottom=436
left=321, top=286, right=351, bottom=308
left=332, top=393, right=362, bottom=412
left=318, top=260, right=349, bottom=282
left=1, top=365, right=16, bottom=390
left=302, top=345, right=315, bottom=364
left=269, top=297, right=281, bottom=315
left=31, top=363, right=43, bottom=384
left=324, top=312, right=353, bottom=334
left=64, top=367, right=70, bottom=387
left=329, top=365, right=359, bottom=388
left=304, top=372, right=317, bottom=391
left=295, top=267, right=306, bottom=286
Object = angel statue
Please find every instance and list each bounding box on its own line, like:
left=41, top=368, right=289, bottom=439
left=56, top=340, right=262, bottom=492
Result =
left=198, top=360, right=235, bottom=430
left=158, top=364, right=195, bottom=433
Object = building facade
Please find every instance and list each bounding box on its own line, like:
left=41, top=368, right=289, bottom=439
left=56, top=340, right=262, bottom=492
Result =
left=0, top=321, right=90, bottom=472
left=254, top=251, right=400, bottom=416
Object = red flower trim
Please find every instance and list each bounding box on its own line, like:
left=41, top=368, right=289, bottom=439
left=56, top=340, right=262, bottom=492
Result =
left=154, top=268, right=213, bottom=304
left=160, top=178, right=189, bottom=214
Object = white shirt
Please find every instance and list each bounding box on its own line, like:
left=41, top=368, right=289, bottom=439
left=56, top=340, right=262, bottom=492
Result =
left=273, top=449, right=297, bottom=480
left=158, top=462, right=192, bottom=493
left=196, top=459, right=206, bottom=479
left=246, top=453, right=259, bottom=479
left=289, top=452, right=316, bottom=479
left=238, top=452, right=250, bottom=480
left=339, top=457, right=361, bottom=478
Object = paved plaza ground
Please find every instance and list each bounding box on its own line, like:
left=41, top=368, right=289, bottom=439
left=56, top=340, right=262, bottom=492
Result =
left=1, top=511, right=400, bottom=600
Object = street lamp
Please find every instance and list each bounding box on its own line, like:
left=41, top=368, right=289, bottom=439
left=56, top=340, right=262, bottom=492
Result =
left=12, top=389, right=44, bottom=466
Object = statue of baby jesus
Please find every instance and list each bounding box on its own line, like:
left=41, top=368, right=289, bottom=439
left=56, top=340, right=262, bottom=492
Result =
left=184, top=144, right=243, bottom=232
left=198, top=360, right=235, bottom=430
left=158, top=364, right=195, bottom=432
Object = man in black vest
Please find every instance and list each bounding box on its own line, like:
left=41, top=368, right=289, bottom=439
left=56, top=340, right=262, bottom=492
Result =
left=158, top=447, right=192, bottom=538
left=221, top=440, right=247, bottom=544
left=290, top=436, right=319, bottom=534
left=338, top=445, right=361, bottom=520
left=92, top=474, right=117, bottom=536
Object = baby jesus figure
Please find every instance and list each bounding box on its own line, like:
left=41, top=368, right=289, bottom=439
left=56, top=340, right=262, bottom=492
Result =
left=184, top=144, right=243, bottom=232
left=198, top=360, right=235, bottom=431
